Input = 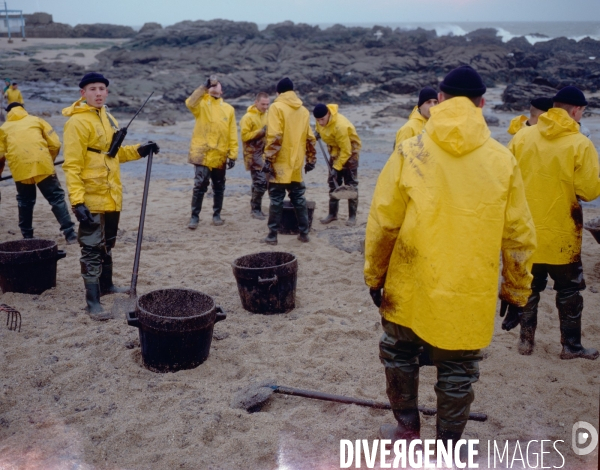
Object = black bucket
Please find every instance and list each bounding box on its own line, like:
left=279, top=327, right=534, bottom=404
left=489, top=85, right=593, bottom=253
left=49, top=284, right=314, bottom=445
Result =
left=0, top=239, right=67, bottom=295
left=278, top=200, right=316, bottom=235
left=126, top=289, right=226, bottom=373
left=584, top=218, right=600, bottom=244
left=231, top=251, right=297, bottom=314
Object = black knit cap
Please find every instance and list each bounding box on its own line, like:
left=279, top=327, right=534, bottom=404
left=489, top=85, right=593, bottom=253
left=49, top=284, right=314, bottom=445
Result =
left=552, top=86, right=588, bottom=107
left=5, top=102, right=23, bottom=113
left=79, top=72, right=109, bottom=89
left=276, top=77, right=294, bottom=94
left=530, top=97, right=553, bottom=112
left=313, top=103, right=329, bottom=119
left=418, top=87, right=438, bottom=107
left=439, top=65, right=486, bottom=98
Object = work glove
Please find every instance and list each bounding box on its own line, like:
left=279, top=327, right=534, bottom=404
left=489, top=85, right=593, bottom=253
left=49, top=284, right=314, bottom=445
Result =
left=499, top=299, right=523, bottom=331
left=138, top=141, right=160, bottom=158
left=227, top=158, right=236, bottom=170
left=369, top=288, right=382, bottom=308
left=315, top=131, right=321, bottom=140
left=304, top=162, right=315, bottom=173
left=262, top=160, right=274, bottom=175
left=72, top=203, right=94, bottom=225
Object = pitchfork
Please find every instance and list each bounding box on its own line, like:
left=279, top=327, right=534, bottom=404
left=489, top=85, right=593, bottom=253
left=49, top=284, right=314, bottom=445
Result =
left=1, top=304, right=21, bottom=332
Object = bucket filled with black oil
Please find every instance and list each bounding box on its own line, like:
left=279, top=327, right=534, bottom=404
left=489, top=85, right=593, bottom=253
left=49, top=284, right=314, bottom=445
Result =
left=0, top=239, right=67, bottom=294
left=231, top=251, right=298, bottom=314
left=126, top=289, right=226, bottom=373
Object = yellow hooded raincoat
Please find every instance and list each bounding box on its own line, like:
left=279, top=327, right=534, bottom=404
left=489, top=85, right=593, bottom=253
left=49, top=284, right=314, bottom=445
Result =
left=0, top=106, right=60, bottom=183
left=509, top=107, right=600, bottom=265
left=186, top=93, right=238, bottom=170
left=264, top=91, right=316, bottom=184
left=364, top=97, right=537, bottom=351
left=240, top=104, right=267, bottom=171
left=62, top=98, right=141, bottom=213
left=315, top=104, right=361, bottom=171
left=507, top=115, right=528, bottom=135
left=394, top=106, right=427, bottom=149
left=5, top=88, right=24, bottom=105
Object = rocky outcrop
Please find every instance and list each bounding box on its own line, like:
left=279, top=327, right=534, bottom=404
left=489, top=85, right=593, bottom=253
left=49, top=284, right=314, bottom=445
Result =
left=17, top=12, right=136, bottom=38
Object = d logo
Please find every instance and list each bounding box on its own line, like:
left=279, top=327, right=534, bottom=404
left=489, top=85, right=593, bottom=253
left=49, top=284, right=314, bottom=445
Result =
left=572, top=421, right=599, bottom=456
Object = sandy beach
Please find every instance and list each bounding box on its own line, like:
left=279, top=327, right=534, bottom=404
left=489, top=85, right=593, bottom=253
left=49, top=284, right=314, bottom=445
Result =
left=0, top=39, right=599, bottom=470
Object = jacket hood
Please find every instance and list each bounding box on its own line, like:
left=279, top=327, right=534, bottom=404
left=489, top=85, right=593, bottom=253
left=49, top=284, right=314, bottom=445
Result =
left=326, top=104, right=339, bottom=117
left=276, top=91, right=302, bottom=109
left=7, top=106, right=28, bottom=121
left=425, top=97, right=490, bottom=157
left=246, top=104, right=264, bottom=115
left=537, top=108, right=580, bottom=140
left=408, top=106, right=427, bottom=123
left=62, top=97, right=100, bottom=117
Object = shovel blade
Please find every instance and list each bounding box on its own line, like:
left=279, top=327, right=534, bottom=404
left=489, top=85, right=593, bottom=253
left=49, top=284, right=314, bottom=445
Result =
left=331, top=185, right=358, bottom=200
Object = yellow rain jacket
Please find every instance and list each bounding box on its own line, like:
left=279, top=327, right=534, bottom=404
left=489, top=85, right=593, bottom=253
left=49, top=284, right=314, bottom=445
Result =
left=315, top=104, right=361, bottom=171
left=0, top=106, right=60, bottom=184
left=364, top=97, right=536, bottom=351
left=509, top=108, right=600, bottom=265
left=240, top=105, right=267, bottom=171
left=394, top=106, right=427, bottom=149
left=186, top=93, right=238, bottom=170
left=264, top=91, right=316, bottom=184
left=62, top=98, right=141, bottom=213
left=5, top=88, right=24, bottom=105
left=507, top=115, right=528, bottom=135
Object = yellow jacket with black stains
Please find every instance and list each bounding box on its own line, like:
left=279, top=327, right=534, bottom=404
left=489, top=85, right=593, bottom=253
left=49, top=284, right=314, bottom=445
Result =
left=5, top=88, right=24, bottom=105
left=240, top=104, right=267, bottom=171
left=264, top=91, right=316, bottom=184
left=507, top=115, right=528, bottom=135
left=62, top=98, right=141, bottom=213
left=365, top=97, right=536, bottom=351
left=315, top=104, right=361, bottom=171
left=0, top=106, right=61, bottom=183
left=186, top=93, right=238, bottom=170
left=509, top=107, right=600, bottom=265
left=394, top=106, right=427, bottom=149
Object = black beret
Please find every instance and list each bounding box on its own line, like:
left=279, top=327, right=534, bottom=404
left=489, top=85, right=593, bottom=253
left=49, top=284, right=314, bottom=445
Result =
left=276, top=77, right=294, bottom=94
left=313, top=103, right=329, bottom=119
left=552, top=86, right=588, bottom=107
left=79, top=72, right=109, bottom=89
left=418, top=87, right=438, bottom=107
left=5, top=102, right=23, bottom=113
left=530, top=97, right=553, bottom=112
left=439, top=65, right=486, bottom=98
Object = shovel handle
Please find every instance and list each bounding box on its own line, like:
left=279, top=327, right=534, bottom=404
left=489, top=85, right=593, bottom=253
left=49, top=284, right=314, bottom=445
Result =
left=315, top=135, right=340, bottom=190
left=0, top=159, right=64, bottom=182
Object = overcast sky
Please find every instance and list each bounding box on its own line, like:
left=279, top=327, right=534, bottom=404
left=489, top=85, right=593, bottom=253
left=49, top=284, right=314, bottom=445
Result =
left=11, top=0, right=600, bottom=26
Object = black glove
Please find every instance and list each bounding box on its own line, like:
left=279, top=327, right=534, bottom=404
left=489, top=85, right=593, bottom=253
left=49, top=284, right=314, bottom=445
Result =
left=369, top=288, right=382, bottom=308
left=499, top=299, right=523, bottom=331
left=315, top=131, right=321, bottom=140
left=227, top=158, right=235, bottom=169
left=138, top=141, right=160, bottom=158
left=72, top=203, right=93, bottom=224
left=205, top=76, right=218, bottom=88
left=262, top=161, right=274, bottom=175
left=304, top=162, right=315, bottom=173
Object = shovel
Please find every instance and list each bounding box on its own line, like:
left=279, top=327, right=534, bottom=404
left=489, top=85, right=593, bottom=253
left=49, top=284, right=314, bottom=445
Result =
left=232, top=381, right=487, bottom=422
left=315, top=134, right=358, bottom=200
left=111, top=149, right=154, bottom=317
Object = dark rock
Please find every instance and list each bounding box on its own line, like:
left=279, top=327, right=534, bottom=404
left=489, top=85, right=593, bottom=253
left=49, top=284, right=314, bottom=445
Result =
left=496, top=83, right=558, bottom=111
left=139, top=22, right=162, bottom=34
left=484, top=114, right=500, bottom=126
left=72, top=23, right=136, bottom=38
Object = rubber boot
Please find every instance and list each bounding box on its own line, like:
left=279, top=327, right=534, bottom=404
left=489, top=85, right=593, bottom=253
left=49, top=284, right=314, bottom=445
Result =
left=379, top=365, right=420, bottom=441
left=18, top=204, right=34, bottom=239
left=557, top=292, right=599, bottom=360
left=518, top=292, right=539, bottom=355
left=251, top=190, right=266, bottom=220
left=65, top=229, right=78, bottom=245
left=262, top=231, right=278, bottom=245
left=84, top=283, right=111, bottom=320
left=212, top=192, right=225, bottom=226
left=436, top=427, right=468, bottom=462
left=346, top=198, right=358, bottom=226
left=379, top=409, right=421, bottom=442
left=99, top=264, right=129, bottom=296
left=189, top=193, right=204, bottom=229
left=295, top=202, right=310, bottom=242
left=320, top=199, right=338, bottom=224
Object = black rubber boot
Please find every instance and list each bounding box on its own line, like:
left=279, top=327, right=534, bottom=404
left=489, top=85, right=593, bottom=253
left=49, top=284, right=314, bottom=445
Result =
left=99, top=264, right=130, bottom=296
left=346, top=198, right=358, bottom=226
left=84, top=282, right=111, bottom=320
left=212, top=192, right=225, bottom=226
left=262, top=231, right=278, bottom=245
left=380, top=365, right=420, bottom=441
left=189, top=193, right=204, bottom=229
left=320, top=199, right=339, bottom=224
left=65, top=229, right=78, bottom=245
left=436, top=427, right=468, bottom=461
left=557, top=292, right=599, bottom=360
left=518, top=291, right=540, bottom=355
left=379, top=409, right=421, bottom=442
left=251, top=190, right=266, bottom=220
left=18, top=204, right=34, bottom=239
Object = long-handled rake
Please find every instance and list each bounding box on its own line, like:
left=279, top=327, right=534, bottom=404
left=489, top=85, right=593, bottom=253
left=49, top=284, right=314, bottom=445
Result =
left=1, top=304, right=21, bottom=332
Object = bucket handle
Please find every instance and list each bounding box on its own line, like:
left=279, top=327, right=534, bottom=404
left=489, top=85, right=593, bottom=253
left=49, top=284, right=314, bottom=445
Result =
left=215, top=306, right=227, bottom=323
left=258, top=275, right=278, bottom=285
left=126, top=310, right=140, bottom=328
left=56, top=250, right=67, bottom=260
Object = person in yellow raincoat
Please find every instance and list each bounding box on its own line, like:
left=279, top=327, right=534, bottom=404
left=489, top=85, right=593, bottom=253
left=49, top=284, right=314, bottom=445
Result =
left=62, top=72, right=159, bottom=319
left=261, top=77, right=316, bottom=245
left=364, top=66, right=536, bottom=448
left=186, top=76, right=238, bottom=229
left=506, top=97, right=553, bottom=135
left=508, top=86, right=600, bottom=360
left=313, top=103, right=361, bottom=226
left=393, top=87, right=438, bottom=149
left=0, top=103, right=76, bottom=242
left=4, top=82, right=24, bottom=105
left=240, top=92, right=269, bottom=220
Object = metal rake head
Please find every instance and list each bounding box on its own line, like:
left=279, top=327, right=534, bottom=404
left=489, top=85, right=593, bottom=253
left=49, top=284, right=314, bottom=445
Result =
left=1, top=304, right=21, bottom=332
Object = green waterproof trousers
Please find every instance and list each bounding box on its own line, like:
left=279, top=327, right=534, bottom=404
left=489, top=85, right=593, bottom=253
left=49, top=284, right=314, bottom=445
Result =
left=78, top=211, right=120, bottom=284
